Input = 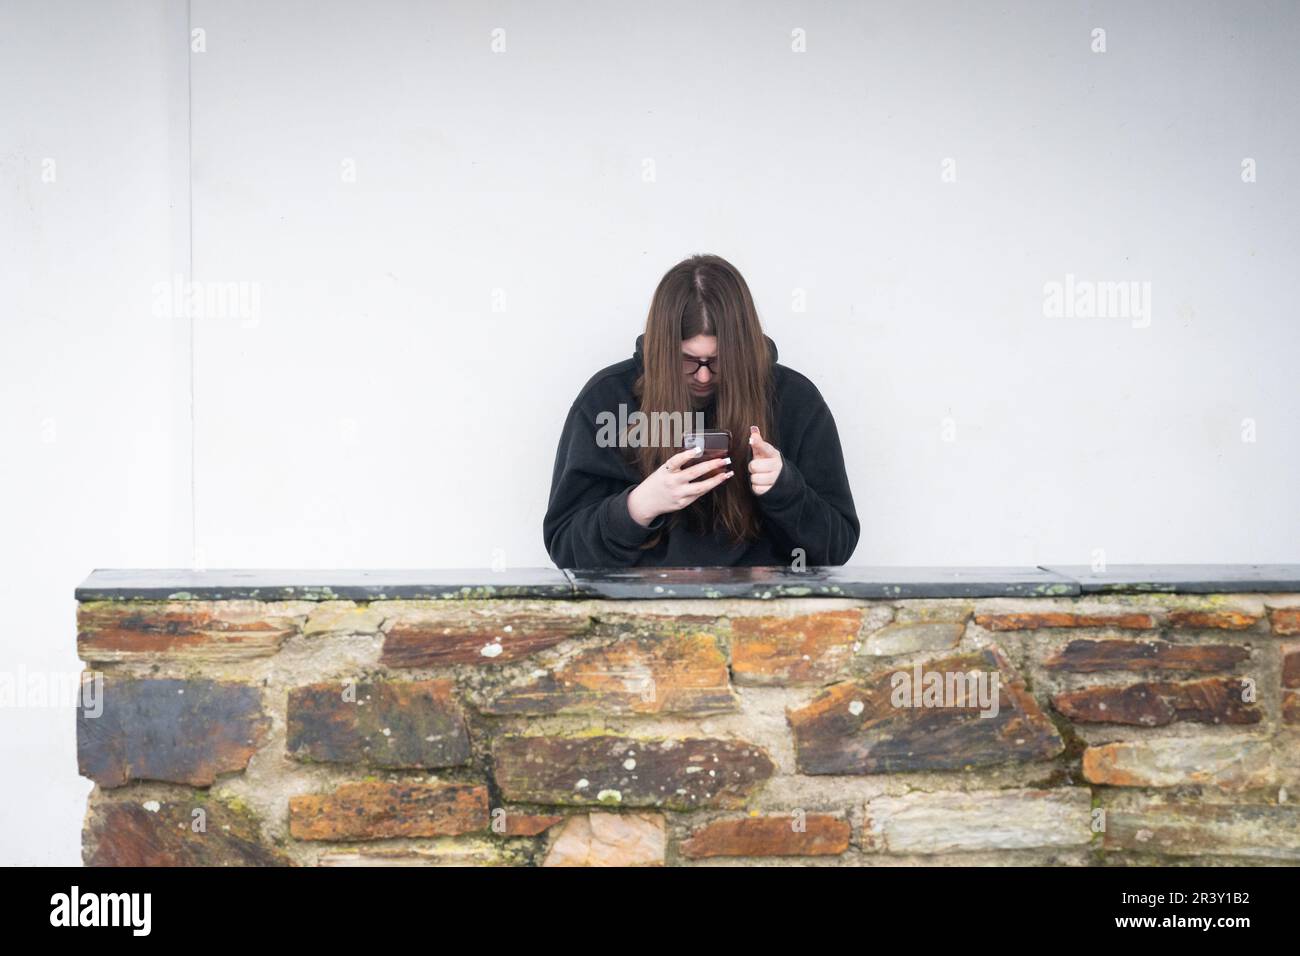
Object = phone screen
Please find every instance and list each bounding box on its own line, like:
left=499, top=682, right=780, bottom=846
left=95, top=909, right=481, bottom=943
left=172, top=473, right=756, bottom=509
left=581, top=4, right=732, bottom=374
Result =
left=683, top=430, right=731, bottom=478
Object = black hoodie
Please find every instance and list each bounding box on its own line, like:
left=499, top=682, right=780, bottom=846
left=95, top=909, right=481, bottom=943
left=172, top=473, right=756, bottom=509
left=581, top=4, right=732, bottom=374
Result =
left=542, top=334, right=860, bottom=568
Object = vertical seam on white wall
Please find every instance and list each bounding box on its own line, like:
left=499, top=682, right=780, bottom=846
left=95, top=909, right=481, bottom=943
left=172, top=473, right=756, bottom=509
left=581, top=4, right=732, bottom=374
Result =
left=166, top=0, right=195, bottom=568
left=187, top=0, right=196, bottom=567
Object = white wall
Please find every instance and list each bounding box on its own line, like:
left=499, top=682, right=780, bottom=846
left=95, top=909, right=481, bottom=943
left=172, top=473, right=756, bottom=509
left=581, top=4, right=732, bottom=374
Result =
left=2, top=0, right=1298, bottom=863
left=1, top=0, right=189, bottom=863
left=187, top=0, right=1300, bottom=569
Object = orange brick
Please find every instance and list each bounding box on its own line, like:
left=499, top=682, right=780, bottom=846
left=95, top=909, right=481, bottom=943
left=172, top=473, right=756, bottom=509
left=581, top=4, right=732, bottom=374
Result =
left=679, top=814, right=850, bottom=859
left=289, top=781, right=488, bottom=841
left=975, top=611, right=1154, bottom=631
left=1271, top=608, right=1300, bottom=636
left=730, top=609, right=862, bottom=685
left=1166, top=609, right=1261, bottom=631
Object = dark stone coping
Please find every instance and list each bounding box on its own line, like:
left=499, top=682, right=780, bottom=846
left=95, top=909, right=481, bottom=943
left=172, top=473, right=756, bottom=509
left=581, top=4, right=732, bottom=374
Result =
left=1039, top=564, right=1300, bottom=594
left=567, top=565, right=1081, bottom=599
left=74, top=569, right=575, bottom=602
left=76, top=564, right=1300, bottom=601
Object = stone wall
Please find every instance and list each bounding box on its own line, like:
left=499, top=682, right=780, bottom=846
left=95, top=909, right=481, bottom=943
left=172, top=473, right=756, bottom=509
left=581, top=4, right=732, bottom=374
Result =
left=74, top=568, right=1300, bottom=865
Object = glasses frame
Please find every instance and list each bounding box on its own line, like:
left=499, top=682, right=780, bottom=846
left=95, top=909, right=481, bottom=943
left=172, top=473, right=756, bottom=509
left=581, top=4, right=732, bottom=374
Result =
left=682, top=355, right=719, bottom=375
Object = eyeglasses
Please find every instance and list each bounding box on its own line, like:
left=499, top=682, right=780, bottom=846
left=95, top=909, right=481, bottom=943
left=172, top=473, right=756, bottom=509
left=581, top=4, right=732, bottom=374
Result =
left=682, top=355, right=719, bottom=375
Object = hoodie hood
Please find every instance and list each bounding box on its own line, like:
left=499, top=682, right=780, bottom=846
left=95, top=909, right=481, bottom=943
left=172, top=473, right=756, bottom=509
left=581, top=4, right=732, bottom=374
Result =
left=633, top=333, right=779, bottom=371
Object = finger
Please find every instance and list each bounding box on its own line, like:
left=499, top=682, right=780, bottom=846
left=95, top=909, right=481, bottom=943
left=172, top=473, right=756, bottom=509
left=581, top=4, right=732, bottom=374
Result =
left=749, top=425, right=778, bottom=458
left=663, top=446, right=705, bottom=472
left=682, top=467, right=735, bottom=497
left=750, top=471, right=777, bottom=489
left=748, top=457, right=779, bottom=474
left=683, top=456, right=731, bottom=480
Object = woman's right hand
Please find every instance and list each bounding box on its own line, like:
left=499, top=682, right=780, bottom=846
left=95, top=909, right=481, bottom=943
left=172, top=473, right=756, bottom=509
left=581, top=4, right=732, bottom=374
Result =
left=626, top=447, right=734, bottom=527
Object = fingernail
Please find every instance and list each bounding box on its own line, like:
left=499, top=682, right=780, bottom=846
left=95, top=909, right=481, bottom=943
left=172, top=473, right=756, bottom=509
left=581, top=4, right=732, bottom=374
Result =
left=693, top=446, right=703, bottom=455
left=722, top=457, right=731, bottom=465
left=724, top=471, right=734, bottom=478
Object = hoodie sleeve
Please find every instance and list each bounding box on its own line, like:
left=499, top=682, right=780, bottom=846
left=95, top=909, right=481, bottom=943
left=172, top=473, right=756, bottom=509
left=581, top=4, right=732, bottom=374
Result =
left=542, top=399, right=667, bottom=569
left=753, top=390, right=860, bottom=566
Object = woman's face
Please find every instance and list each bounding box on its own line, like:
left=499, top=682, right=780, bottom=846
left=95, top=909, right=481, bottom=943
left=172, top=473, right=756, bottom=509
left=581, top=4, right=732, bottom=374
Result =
left=681, top=334, right=718, bottom=405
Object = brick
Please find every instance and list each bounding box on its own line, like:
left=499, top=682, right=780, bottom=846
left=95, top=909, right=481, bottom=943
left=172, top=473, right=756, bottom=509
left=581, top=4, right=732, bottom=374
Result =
left=1052, top=677, right=1259, bottom=727
left=287, top=680, right=469, bottom=769
left=302, top=600, right=386, bottom=637
left=289, top=781, right=489, bottom=841
left=1103, top=802, right=1300, bottom=860
left=1043, top=640, right=1249, bottom=673
left=492, top=735, right=774, bottom=810
left=1272, top=608, right=1300, bottom=636
left=77, top=677, right=268, bottom=788
left=863, top=788, right=1093, bottom=854
left=1284, top=691, right=1300, bottom=724
left=975, top=611, right=1155, bottom=631
left=317, top=840, right=530, bottom=866
left=1082, top=736, right=1275, bottom=790
left=1166, top=609, right=1261, bottom=631
left=859, top=602, right=968, bottom=657
left=1283, top=642, right=1300, bottom=724
left=481, top=631, right=735, bottom=716
left=542, top=813, right=665, bottom=867
left=679, top=814, right=850, bottom=859
left=787, top=648, right=1063, bottom=775
left=495, top=811, right=566, bottom=837
left=859, top=623, right=964, bottom=657
left=730, top=609, right=864, bottom=685
left=1283, top=643, right=1300, bottom=688
left=77, top=600, right=310, bottom=662
left=84, top=796, right=290, bottom=866
left=381, top=603, right=592, bottom=666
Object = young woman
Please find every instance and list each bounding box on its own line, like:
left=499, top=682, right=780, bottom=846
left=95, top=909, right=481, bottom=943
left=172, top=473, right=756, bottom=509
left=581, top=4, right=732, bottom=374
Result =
left=543, top=253, right=859, bottom=568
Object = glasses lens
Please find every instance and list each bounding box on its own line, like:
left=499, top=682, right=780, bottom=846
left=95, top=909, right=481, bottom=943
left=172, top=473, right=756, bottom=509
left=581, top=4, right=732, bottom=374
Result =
left=682, top=357, right=716, bottom=375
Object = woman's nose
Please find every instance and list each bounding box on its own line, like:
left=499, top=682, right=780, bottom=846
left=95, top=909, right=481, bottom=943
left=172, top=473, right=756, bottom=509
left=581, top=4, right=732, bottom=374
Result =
left=695, top=365, right=713, bottom=383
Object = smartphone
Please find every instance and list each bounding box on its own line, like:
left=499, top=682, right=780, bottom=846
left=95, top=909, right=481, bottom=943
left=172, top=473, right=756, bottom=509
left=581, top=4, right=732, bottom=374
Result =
left=682, top=430, right=731, bottom=478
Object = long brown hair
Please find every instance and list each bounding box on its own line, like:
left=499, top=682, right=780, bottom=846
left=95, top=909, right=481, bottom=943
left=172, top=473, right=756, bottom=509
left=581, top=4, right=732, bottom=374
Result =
left=631, top=254, right=774, bottom=544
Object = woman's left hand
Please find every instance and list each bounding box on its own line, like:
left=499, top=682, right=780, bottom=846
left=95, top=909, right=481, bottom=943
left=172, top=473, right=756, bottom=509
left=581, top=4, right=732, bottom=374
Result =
left=748, top=425, right=783, bottom=496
